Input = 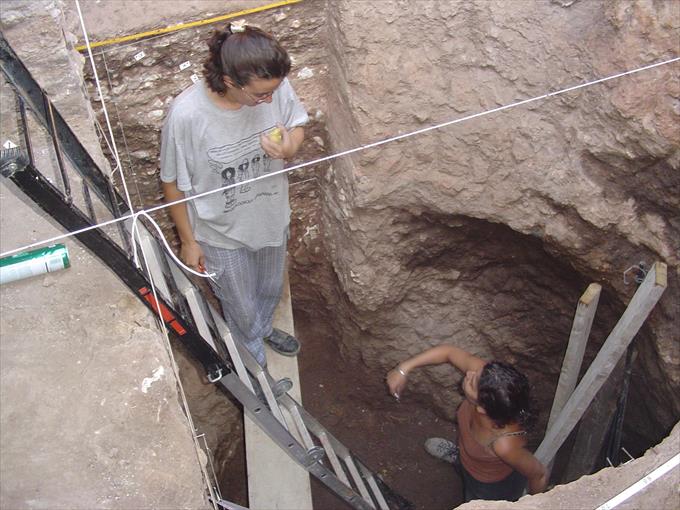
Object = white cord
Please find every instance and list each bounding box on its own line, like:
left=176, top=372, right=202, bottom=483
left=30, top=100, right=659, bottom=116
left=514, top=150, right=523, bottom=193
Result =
left=1, top=56, right=677, bottom=260
left=74, top=0, right=135, bottom=213
left=131, top=211, right=216, bottom=279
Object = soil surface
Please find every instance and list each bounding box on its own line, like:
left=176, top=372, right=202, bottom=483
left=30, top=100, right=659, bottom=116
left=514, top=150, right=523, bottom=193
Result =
left=297, top=316, right=464, bottom=510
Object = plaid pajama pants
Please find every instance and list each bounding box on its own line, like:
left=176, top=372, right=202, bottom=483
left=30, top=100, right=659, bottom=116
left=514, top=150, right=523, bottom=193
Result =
left=199, top=241, right=287, bottom=366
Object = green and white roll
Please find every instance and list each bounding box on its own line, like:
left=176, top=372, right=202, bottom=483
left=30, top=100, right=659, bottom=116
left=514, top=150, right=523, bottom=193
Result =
left=0, top=244, right=71, bottom=285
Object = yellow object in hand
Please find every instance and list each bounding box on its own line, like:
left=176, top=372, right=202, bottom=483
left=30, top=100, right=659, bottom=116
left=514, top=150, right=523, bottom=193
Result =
left=268, top=127, right=283, bottom=144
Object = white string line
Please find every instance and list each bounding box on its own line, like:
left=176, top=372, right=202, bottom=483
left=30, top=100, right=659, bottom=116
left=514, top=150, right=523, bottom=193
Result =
left=101, top=50, right=145, bottom=208
left=135, top=240, right=219, bottom=510
left=74, top=0, right=135, bottom=214
left=197, top=433, right=224, bottom=500
left=92, top=117, right=135, bottom=208
left=1, top=56, right=677, bottom=259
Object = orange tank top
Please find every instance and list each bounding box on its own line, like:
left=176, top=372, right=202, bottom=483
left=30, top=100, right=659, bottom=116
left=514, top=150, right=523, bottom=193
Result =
left=457, top=400, right=523, bottom=483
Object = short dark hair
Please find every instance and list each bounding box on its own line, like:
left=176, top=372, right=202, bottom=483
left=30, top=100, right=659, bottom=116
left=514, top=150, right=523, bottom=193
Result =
left=203, top=25, right=291, bottom=95
left=477, top=361, right=536, bottom=429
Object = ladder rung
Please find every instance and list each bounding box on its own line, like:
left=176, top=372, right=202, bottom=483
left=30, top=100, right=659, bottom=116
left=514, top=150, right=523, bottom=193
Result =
left=205, top=300, right=289, bottom=431
left=344, top=455, right=375, bottom=509
left=131, top=223, right=172, bottom=302
left=318, top=431, right=350, bottom=485
left=286, top=399, right=353, bottom=459
left=184, top=287, right=216, bottom=350
left=288, top=403, right=316, bottom=451
left=165, top=253, right=193, bottom=294
left=256, top=371, right=288, bottom=429
left=361, top=465, right=389, bottom=510
left=207, top=302, right=253, bottom=391
left=214, top=498, right=249, bottom=510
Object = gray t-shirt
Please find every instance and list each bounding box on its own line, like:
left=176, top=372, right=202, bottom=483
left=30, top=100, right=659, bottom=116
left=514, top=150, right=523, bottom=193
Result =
left=160, top=78, right=308, bottom=250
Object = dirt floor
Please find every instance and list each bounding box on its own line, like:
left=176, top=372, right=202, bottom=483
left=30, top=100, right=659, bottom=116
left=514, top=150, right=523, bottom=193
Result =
left=297, top=316, right=464, bottom=510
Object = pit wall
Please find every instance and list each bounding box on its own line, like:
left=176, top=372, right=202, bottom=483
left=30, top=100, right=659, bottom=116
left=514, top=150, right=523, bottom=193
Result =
left=320, top=0, right=678, bottom=455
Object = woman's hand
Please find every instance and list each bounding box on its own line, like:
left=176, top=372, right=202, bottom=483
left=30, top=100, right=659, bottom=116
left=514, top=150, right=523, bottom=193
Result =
left=180, top=239, right=206, bottom=273
left=386, top=366, right=409, bottom=400
left=260, top=124, right=304, bottom=160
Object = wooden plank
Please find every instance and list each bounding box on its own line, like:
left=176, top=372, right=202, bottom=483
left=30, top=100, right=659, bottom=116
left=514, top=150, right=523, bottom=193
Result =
left=245, top=271, right=313, bottom=510
left=547, top=283, right=602, bottom=430
left=535, top=262, right=667, bottom=465
left=562, top=355, right=628, bottom=482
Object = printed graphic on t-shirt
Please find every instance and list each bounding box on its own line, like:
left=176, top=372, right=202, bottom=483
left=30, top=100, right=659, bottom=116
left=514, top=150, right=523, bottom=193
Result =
left=207, top=130, right=276, bottom=212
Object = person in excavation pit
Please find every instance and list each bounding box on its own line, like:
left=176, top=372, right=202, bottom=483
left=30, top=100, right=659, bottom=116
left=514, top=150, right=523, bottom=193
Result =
left=160, top=20, right=308, bottom=368
left=386, top=344, right=548, bottom=503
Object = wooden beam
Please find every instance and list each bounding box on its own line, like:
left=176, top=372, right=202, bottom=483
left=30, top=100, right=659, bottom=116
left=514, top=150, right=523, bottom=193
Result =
left=547, top=283, right=602, bottom=429
left=562, top=353, right=634, bottom=482
left=535, top=262, right=667, bottom=465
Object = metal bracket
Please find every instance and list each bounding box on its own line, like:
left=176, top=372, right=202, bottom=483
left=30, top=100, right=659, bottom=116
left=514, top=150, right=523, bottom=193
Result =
left=306, top=445, right=326, bottom=465
left=207, top=364, right=226, bottom=383
left=621, top=447, right=635, bottom=465
left=0, top=147, right=28, bottom=177
left=623, top=262, right=646, bottom=286
left=272, top=377, right=293, bottom=398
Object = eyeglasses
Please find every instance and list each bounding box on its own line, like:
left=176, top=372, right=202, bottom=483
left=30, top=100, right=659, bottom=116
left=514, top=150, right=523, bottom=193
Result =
left=240, top=87, right=276, bottom=104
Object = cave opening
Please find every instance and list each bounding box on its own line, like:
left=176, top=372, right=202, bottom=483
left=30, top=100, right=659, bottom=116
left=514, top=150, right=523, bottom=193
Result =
left=291, top=206, right=656, bottom=509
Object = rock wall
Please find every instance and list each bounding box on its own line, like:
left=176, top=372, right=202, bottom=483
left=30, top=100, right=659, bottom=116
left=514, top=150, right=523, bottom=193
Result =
left=314, top=0, right=679, bottom=453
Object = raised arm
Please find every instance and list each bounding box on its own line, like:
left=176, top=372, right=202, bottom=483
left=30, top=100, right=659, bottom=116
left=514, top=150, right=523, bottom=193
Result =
left=386, top=344, right=486, bottom=399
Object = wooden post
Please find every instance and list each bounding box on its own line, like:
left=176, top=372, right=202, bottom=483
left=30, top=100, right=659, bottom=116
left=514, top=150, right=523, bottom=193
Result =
left=562, top=354, right=632, bottom=482
left=547, top=283, right=602, bottom=429
left=535, top=262, right=667, bottom=465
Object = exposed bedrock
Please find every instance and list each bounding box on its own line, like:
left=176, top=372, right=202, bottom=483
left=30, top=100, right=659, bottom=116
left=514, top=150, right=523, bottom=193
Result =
left=293, top=0, right=679, bottom=454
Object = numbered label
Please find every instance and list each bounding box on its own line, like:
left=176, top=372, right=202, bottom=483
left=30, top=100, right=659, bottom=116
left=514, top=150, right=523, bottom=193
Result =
left=190, top=74, right=200, bottom=84
left=179, top=61, right=191, bottom=71
left=133, top=51, right=145, bottom=61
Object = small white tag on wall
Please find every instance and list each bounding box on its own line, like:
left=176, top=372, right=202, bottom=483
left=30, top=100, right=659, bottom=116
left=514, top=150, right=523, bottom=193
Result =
left=190, top=74, right=200, bottom=84
left=179, top=61, right=191, bottom=71
left=133, top=51, right=145, bottom=61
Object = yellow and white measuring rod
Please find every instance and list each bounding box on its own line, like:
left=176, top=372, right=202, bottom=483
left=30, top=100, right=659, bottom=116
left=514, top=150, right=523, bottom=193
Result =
left=75, top=0, right=302, bottom=51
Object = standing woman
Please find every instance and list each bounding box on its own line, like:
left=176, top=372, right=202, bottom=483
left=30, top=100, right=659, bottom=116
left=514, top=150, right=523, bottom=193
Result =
left=161, top=21, right=308, bottom=367
left=386, top=344, right=548, bottom=502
